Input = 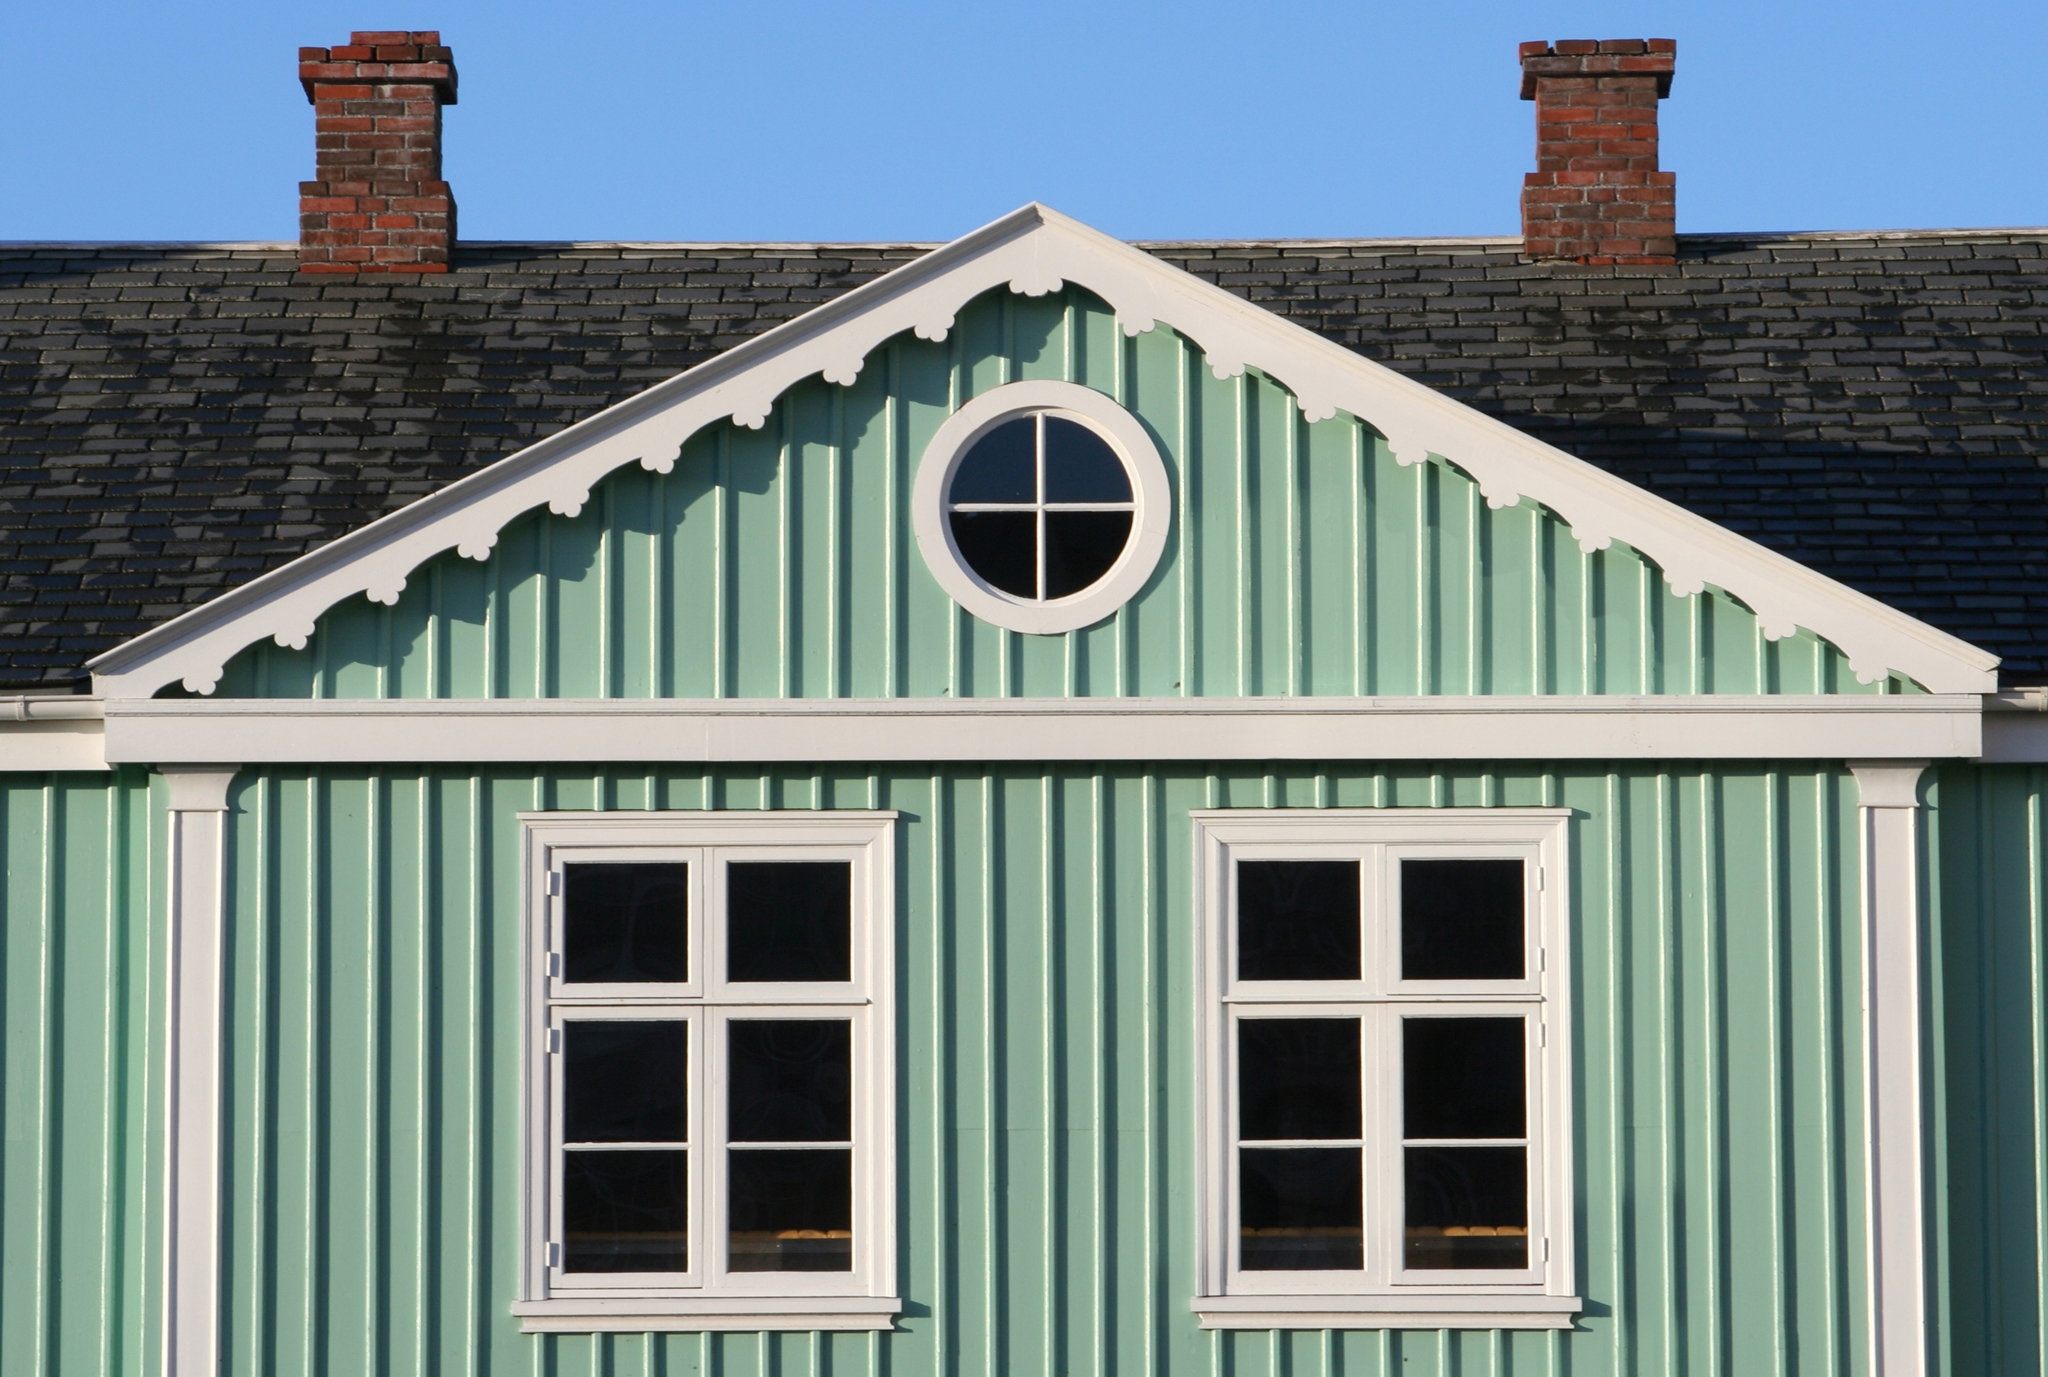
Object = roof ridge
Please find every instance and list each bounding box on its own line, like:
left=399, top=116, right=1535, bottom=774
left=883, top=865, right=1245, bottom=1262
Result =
left=4, top=227, right=2046, bottom=254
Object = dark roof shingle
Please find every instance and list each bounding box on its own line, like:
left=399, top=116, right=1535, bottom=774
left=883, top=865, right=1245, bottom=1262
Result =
left=3, top=230, right=2044, bottom=687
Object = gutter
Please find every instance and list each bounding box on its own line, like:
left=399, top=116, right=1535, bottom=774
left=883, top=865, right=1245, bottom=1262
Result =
left=0, top=695, right=105, bottom=721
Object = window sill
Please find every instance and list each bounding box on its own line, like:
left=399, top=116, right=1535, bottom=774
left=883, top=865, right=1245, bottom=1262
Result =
left=512, top=1296, right=902, bottom=1333
left=1191, top=1293, right=1582, bottom=1331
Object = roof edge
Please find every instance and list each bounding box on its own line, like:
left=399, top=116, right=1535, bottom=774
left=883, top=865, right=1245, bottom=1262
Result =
left=4, top=226, right=2045, bottom=254
left=82, top=201, right=2003, bottom=698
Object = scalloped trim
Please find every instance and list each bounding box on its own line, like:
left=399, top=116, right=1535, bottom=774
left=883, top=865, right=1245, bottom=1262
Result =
left=86, top=204, right=1998, bottom=698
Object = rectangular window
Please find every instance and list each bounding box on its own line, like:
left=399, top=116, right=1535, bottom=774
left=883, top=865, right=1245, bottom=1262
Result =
left=514, top=812, right=900, bottom=1334
left=1192, top=809, right=1579, bottom=1332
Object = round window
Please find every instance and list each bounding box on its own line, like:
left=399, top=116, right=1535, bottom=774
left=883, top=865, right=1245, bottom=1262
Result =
left=913, top=380, right=1171, bottom=635
left=947, top=413, right=1133, bottom=601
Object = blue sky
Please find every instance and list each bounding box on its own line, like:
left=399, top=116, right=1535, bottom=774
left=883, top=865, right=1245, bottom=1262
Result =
left=4, top=0, right=2042, bottom=243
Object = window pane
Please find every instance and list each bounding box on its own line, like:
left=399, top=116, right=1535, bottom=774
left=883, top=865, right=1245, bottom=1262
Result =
left=1240, top=1147, right=1362, bottom=1270
left=729, top=1020, right=852, bottom=1143
left=563, top=862, right=687, bottom=984
left=1401, top=858, right=1525, bottom=980
left=949, top=511, right=1038, bottom=598
left=1403, top=1017, right=1525, bottom=1140
left=1237, top=860, right=1360, bottom=981
left=1404, top=1145, right=1528, bottom=1270
left=1043, top=511, right=1132, bottom=599
left=1042, top=416, right=1131, bottom=502
left=728, top=1148, right=853, bottom=1271
left=950, top=417, right=1036, bottom=503
left=563, top=1149, right=688, bottom=1272
left=1238, top=1018, right=1361, bottom=1141
left=565, top=1020, right=687, bottom=1143
left=727, top=861, right=852, bottom=982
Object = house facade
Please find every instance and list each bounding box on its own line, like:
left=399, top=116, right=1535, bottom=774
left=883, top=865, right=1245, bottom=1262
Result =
left=2, top=33, right=2046, bottom=1377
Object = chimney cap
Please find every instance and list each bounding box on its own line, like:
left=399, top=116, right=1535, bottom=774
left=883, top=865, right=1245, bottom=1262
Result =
left=1519, top=39, right=1675, bottom=99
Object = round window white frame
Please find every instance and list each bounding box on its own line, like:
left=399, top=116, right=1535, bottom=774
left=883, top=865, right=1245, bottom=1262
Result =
left=912, top=380, right=1171, bottom=635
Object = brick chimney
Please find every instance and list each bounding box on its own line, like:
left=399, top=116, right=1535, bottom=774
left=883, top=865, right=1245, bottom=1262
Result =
left=1518, top=39, right=1676, bottom=264
left=297, top=31, right=458, bottom=273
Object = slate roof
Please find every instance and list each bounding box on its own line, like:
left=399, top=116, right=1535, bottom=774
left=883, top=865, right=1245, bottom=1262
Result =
left=3, top=229, right=2045, bottom=690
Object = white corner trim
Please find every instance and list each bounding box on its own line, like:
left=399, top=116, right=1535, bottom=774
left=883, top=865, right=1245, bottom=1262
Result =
left=910, top=380, right=1171, bottom=634
left=159, top=765, right=239, bottom=1377
left=80, top=205, right=1998, bottom=700
left=99, top=693, right=1984, bottom=766
left=511, top=1296, right=902, bottom=1333
left=1849, top=760, right=1930, bottom=1377
left=1191, top=1292, right=1582, bottom=1331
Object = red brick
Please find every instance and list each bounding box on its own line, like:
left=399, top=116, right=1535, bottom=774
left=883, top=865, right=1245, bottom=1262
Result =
left=302, top=33, right=457, bottom=272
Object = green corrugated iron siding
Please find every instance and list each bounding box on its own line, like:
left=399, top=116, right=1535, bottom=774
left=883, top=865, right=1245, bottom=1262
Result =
left=190, top=760, right=1864, bottom=1376
left=0, top=770, right=161, bottom=1377
left=211, top=287, right=1905, bottom=701
left=1931, top=763, right=2048, bottom=1376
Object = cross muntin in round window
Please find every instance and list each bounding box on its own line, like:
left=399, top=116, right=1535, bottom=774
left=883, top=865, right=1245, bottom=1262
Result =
left=945, top=411, right=1136, bottom=602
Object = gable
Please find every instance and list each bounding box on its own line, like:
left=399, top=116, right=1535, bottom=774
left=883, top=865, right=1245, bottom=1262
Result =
left=204, top=285, right=1913, bottom=701
left=88, top=205, right=2000, bottom=699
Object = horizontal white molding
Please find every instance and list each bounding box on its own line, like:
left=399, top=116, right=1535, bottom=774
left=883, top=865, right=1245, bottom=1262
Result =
left=97, top=694, right=1984, bottom=765
left=511, top=1295, right=900, bottom=1334
left=0, top=720, right=111, bottom=771
left=1192, top=1292, right=1582, bottom=1332
left=1980, top=713, right=2048, bottom=762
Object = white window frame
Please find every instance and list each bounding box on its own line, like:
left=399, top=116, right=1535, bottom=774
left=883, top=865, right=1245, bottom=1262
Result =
left=911, top=378, right=1172, bottom=635
left=511, top=810, right=901, bottom=1334
left=1189, top=809, right=1582, bottom=1332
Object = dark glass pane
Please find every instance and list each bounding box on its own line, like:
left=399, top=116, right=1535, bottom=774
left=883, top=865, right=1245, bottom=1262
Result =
left=563, top=1149, right=688, bottom=1272
left=563, top=862, right=687, bottom=984
left=1404, top=1146, right=1528, bottom=1270
left=1401, top=858, right=1525, bottom=980
left=1237, top=860, right=1360, bottom=981
left=1240, top=1147, right=1362, bottom=1270
left=950, top=511, right=1038, bottom=598
left=565, top=1021, right=687, bottom=1143
left=1043, top=511, right=1132, bottom=599
left=1239, top=1019, right=1361, bottom=1141
left=727, top=861, right=852, bottom=983
left=728, top=1148, right=852, bottom=1271
left=1042, top=416, right=1131, bottom=502
left=1403, top=1017, right=1525, bottom=1139
left=950, top=417, right=1036, bottom=503
left=729, top=1020, right=852, bottom=1143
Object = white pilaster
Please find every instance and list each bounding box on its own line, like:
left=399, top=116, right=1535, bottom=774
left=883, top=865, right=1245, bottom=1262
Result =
left=1850, top=760, right=1931, bottom=1377
left=160, top=765, right=238, bottom=1377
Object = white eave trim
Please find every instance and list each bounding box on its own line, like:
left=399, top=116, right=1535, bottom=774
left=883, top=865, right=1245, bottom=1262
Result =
left=80, top=203, right=1999, bottom=700
left=94, top=694, right=1984, bottom=765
